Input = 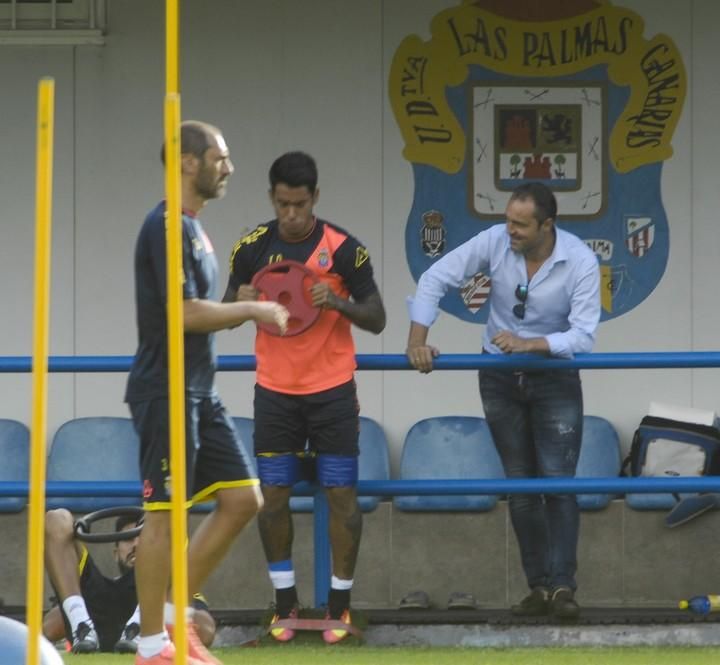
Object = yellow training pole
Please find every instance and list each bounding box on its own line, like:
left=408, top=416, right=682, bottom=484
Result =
left=166, top=0, right=179, bottom=95
left=166, top=2, right=187, bottom=663
left=164, top=92, right=188, bottom=665
left=166, top=0, right=188, bottom=660
left=25, top=77, right=55, bottom=665
left=166, top=1, right=188, bottom=662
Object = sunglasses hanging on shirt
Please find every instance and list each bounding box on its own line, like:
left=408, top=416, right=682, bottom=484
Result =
left=513, top=284, right=528, bottom=319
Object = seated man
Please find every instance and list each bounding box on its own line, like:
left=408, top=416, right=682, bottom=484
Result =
left=43, top=509, right=215, bottom=654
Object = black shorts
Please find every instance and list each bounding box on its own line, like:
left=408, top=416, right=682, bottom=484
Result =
left=61, top=551, right=136, bottom=652
left=129, top=394, right=257, bottom=508
left=254, top=379, right=360, bottom=456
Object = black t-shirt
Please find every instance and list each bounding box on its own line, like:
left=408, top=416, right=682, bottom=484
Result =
left=125, top=201, right=218, bottom=402
left=227, top=218, right=377, bottom=301
left=69, top=554, right=211, bottom=652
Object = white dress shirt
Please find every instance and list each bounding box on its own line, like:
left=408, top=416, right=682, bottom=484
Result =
left=408, top=223, right=601, bottom=358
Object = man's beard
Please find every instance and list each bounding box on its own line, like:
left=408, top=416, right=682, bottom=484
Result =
left=195, top=169, right=226, bottom=200
left=117, top=556, right=135, bottom=576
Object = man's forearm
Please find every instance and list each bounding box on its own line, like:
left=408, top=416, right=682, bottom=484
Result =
left=331, top=292, right=386, bottom=334
left=184, top=299, right=261, bottom=333
left=407, top=321, right=430, bottom=349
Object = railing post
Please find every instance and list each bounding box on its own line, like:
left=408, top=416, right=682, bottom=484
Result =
left=313, top=488, right=331, bottom=608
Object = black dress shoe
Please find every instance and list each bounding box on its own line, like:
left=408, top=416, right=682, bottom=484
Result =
left=511, top=587, right=550, bottom=616
left=551, top=586, right=580, bottom=619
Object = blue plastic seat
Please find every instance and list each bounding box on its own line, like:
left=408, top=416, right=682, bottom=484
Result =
left=231, top=416, right=256, bottom=474
left=46, top=417, right=141, bottom=512
left=625, top=492, right=679, bottom=510
left=189, top=416, right=256, bottom=513
left=355, top=416, right=392, bottom=511
left=230, top=416, right=391, bottom=513
left=0, top=419, right=30, bottom=513
left=575, top=415, right=622, bottom=510
left=625, top=491, right=679, bottom=510
left=393, top=416, right=505, bottom=512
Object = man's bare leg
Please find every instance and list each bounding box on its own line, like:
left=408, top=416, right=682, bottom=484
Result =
left=135, top=510, right=171, bottom=638
left=187, top=485, right=262, bottom=593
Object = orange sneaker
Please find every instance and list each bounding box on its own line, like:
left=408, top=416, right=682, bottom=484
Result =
left=269, top=606, right=298, bottom=642
left=135, top=641, right=204, bottom=665
left=167, top=623, right=222, bottom=665
left=322, top=608, right=353, bottom=644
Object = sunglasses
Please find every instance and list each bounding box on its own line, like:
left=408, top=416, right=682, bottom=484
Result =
left=513, top=284, right=528, bottom=319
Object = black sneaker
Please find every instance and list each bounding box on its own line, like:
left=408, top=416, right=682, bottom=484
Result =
left=511, top=587, right=550, bottom=616
left=114, top=621, right=140, bottom=653
left=551, top=586, right=580, bottom=619
left=71, top=621, right=99, bottom=654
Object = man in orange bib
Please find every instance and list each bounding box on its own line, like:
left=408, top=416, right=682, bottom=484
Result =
left=224, top=151, right=386, bottom=643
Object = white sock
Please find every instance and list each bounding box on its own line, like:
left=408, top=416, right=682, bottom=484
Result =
left=269, top=568, right=296, bottom=589
left=62, top=595, right=92, bottom=634
left=331, top=575, right=354, bottom=590
left=137, top=631, right=169, bottom=658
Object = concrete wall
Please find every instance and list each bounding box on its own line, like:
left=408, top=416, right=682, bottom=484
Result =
left=1, top=0, right=720, bottom=614
left=0, top=1, right=718, bottom=469
left=4, top=502, right=720, bottom=610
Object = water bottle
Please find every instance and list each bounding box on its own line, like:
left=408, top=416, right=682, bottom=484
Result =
left=678, top=595, right=720, bottom=614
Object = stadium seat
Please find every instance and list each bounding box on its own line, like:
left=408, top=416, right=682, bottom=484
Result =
left=575, top=415, right=622, bottom=510
left=230, top=416, right=391, bottom=513
left=231, top=416, right=257, bottom=474
left=0, top=419, right=30, bottom=513
left=291, top=415, right=391, bottom=513
left=393, top=416, right=505, bottom=511
left=190, top=416, right=256, bottom=513
left=355, top=416, right=392, bottom=511
left=46, top=417, right=141, bottom=512
left=625, top=490, right=679, bottom=510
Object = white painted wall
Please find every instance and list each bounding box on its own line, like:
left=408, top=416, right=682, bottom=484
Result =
left=0, top=0, right=714, bottom=473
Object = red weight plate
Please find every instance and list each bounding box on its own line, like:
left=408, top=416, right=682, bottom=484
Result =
left=251, top=260, right=321, bottom=336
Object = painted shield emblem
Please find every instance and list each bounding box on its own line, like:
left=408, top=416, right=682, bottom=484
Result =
left=625, top=216, right=655, bottom=258
left=460, top=272, right=492, bottom=314
left=389, top=1, right=686, bottom=323
left=421, top=209, right=446, bottom=257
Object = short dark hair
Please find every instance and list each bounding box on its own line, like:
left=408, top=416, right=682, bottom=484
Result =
left=509, top=182, right=557, bottom=224
left=269, top=151, right=318, bottom=193
left=115, top=513, right=141, bottom=540
left=160, top=120, right=219, bottom=165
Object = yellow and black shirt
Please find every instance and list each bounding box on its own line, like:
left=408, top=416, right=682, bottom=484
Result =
left=227, top=218, right=379, bottom=395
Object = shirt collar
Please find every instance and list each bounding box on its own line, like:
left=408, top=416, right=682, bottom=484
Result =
left=548, top=226, right=569, bottom=265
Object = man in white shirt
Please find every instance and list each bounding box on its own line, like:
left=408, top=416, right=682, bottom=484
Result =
left=406, top=182, right=600, bottom=619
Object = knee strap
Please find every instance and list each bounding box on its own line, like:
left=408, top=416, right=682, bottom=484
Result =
left=317, top=454, right=358, bottom=487
left=257, top=453, right=302, bottom=486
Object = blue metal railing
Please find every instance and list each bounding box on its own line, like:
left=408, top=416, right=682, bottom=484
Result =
left=3, top=351, right=720, bottom=605
left=5, top=476, right=720, bottom=498
left=2, top=350, right=720, bottom=372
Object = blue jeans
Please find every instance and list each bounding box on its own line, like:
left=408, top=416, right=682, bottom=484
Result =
left=479, top=368, right=583, bottom=591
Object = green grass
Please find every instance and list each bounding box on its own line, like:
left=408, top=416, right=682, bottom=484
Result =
left=59, top=646, right=720, bottom=665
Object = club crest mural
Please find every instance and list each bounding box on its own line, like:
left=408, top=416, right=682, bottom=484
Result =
left=389, top=0, right=686, bottom=321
